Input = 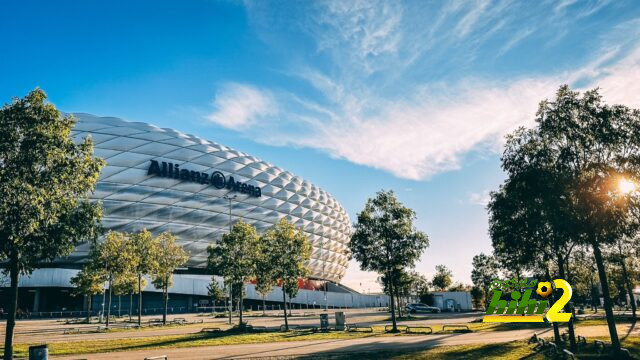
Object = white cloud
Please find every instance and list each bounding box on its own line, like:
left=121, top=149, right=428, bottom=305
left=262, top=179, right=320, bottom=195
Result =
left=469, top=190, right=492, bottom=206
left=217, top=4, right=640, bottom=180
left=206, top=83, right=276, bottom=130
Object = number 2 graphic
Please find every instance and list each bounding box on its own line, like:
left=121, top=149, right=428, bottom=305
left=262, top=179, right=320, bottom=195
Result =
left=546, top=279, right=572, bottom=322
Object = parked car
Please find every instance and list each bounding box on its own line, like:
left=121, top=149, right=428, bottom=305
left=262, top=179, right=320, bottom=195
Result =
left=405, top=303, right=441, bottom=314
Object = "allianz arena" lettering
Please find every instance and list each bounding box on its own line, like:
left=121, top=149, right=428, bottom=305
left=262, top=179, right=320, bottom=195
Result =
left=148, top=159, right=262, bottom=197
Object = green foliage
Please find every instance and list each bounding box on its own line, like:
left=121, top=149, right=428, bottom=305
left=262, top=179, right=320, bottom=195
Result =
left=350, top=190, right=429, bottom=275
left=259, top=218, right=311, bottom=328
left=91, top=231, right=134, bottom=281
left=350, top=190, right=429, bottom=331
left=470, top=285, right=484, bottom=309
left=488, top=85, right=640, bottom=352
left=431, top=264, right=452, bottom=291
left=128, top=229, right=158, bottom=287
left=151, top=232, right=188, bottom=291
left=260, top=218, right=311, bottom=297
left=0, top=88, right=105, bottom=274
left=207, top=221, right=261, bottom=291
left=471, top=253, right=499, bottom=307
left=70, top=266, right=104, bottom=298
left=207, top=279, right=225, bottom=302
left=112, top=273, right=138, bottom=296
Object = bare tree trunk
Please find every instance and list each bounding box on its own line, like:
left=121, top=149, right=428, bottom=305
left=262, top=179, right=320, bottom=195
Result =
left=239, top=284, right=244, bottom=328
left=3, top=259, right=19, bottom=360
left=388, top=275, right=398, bottom=332
left=86, top=295, right=92, bottom=323
left=129, top=293, right=133, bottom=322
left=557, top=254, right=577, bottom=351
left=545, top=266, right=561, bottom=346
left=282, top=286, right=289, bottom=330
left=162, top=278, right=169, bottom=325
left=262, top=295, right=266, bottom=316
left=137, top=274, right=143, bottom=326
left=593, top=241, right=621, bottom=353
left=617, top=242, right=637, bottom=319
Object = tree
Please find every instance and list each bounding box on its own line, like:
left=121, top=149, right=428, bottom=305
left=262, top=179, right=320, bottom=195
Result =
left=90, top=231, right=133, bottom=328
left=431, top=265, right=452, bottom=291
left=470, top=286, right=484, bottom=310
left=260, top=218, right=311, bottom=331
left=112, top=272, right=137, bottom=321
left=207, top=278, right=225, bottom=312
left=128, top=229, right=159, bottom=326
left=489, top=85, right=640, bottom=353
left=471, top=253, right=499, bottom=309
left=70, top=266, right=105, bottom=323
left=207, top=220, right=261, bottom=328
left=152, top=232, right=188, bottom=325
left=0, top=89, right=104, bottom=360
left=349, top=190, right=429, bottom=332
left=255, top=279, right=275, bottom=316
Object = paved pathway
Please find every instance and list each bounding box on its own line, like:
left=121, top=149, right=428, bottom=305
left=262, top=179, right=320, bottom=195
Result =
left=54, top=328, right=550, bottom=359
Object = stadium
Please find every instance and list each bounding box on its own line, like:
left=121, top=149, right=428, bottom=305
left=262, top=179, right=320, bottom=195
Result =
left=3, top=114, right=387, bottom=316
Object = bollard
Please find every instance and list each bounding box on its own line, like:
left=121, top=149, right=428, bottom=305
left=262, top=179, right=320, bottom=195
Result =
left=29, top=344, right=48, bottom=360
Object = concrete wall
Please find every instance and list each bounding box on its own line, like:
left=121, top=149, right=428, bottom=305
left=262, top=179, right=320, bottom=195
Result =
left=8, top=268, right=389, bottom=309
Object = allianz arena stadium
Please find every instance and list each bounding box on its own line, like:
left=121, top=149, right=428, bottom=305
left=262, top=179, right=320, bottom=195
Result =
left=68, top=113, right=351, bottom=282
left=9, top=113, right=389, bottom=314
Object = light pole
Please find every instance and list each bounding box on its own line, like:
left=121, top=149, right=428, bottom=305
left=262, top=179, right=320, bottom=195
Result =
left=320, top=238, right=328, bottom=311
left=223, top=194, right=237, bottom=325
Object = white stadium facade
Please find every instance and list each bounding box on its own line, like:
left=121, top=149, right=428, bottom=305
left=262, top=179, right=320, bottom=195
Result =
left=6, top=114, right=388, bottom=316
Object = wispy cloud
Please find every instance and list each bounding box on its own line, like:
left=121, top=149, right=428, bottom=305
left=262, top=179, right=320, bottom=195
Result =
left=469, top=190, right=492, bottom=206
left=206, top=83, right=276, bottom=130
left=209, top=2, right=640, bottom=180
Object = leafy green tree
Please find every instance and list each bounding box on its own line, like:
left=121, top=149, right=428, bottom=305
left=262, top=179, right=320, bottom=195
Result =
left=350, top=190, right=429, bottom=332
left=128, top=229, right=159, bottom=325
left=260, top=218, right=311, bottom=331
left=489, top=85, right=640, bottom=353
left=431, top=265, right=452, bottom=291
left=70, top=266, right=105, bottom=323
left=91, top=231, right=133, bottom=328
left=207, top=220, right=261, bottom=327
left=152, top=232, right=188, bottom=325
left=470, top=285, right=484, bottom=309
left=471, top=253, right=499, bottom=309
left=255, top=278, right=276, bottom=315
left=207, top=278, right=225, bottom=311
left=0, top=89, right=104, bottom=359
left=112, top=272, right=137, bottom=321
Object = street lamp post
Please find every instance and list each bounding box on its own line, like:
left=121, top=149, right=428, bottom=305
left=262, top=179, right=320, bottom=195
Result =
left=223, top=194, right=237, bottom=325
left=320, top=238, right=328, bottom=311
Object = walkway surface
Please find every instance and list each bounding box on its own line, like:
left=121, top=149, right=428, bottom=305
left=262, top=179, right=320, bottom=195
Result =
left=54, top=328, right=550, bottom=359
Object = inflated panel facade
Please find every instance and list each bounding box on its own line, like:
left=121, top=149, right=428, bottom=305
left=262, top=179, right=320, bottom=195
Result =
left=66, top=113, right=351, bottom=282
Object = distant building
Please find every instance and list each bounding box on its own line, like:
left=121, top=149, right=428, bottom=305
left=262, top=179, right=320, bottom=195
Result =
left=431, top=291, right=473, bottom=311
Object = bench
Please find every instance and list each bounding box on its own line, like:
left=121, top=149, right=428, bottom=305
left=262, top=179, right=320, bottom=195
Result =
left=562, top=349, right=575, bottom=360
left=594, top=340, right=607, bottom=354
left=144, top=356, right=168, bottom=360
left=346, top=325, right=373, bottom=333
left=442, top=324, right=470, bottom=332
left=172, top=317, right=187, bottom=324
left=249, top=325, right=269, bottom=332
left=384, top=324, right=408, bottom=332
left=279, top=324, right=299, bottom=331
left=200, top=327, right=222, bottom=333
left=528, top=333, right=538, bottom=344
left=405, top=326, right=432, bottom=334
left=577, top=335, right=587, bottom=345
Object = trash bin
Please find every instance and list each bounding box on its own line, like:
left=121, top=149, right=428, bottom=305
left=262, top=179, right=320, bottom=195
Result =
left=335, top=311, right=346, bottom=330
left=320, top=313, right=329, bottom=330
left=29, top=344, right=48, bottom=360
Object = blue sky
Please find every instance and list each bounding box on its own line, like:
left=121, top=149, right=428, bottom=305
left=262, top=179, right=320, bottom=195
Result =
left=2, top=0, right=640, bottom=292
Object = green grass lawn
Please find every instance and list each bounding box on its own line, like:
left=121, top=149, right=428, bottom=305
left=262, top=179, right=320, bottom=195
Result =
left=2, top=329, right=390, bottom=358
